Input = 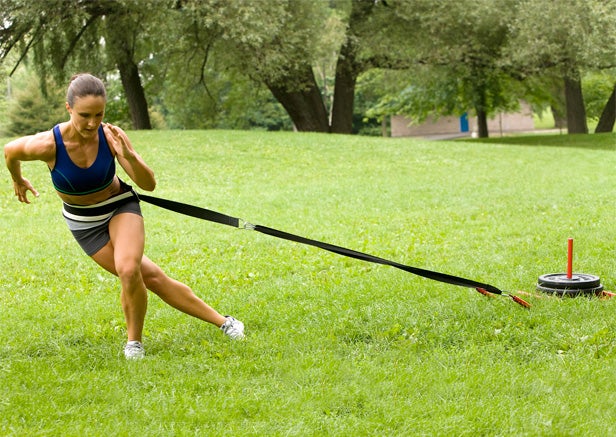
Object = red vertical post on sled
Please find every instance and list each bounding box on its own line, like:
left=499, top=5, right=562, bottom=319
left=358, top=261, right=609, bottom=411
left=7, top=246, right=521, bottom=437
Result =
left=567, top=238, right=573, bottom=279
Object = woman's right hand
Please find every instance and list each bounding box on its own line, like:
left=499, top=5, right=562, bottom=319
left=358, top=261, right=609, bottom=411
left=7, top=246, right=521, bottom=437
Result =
left=13, top=178, right=39, bottom=204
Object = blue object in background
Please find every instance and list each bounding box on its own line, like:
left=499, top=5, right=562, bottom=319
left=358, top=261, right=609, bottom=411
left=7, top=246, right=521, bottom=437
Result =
left=459, top=113, right=469, bottom=132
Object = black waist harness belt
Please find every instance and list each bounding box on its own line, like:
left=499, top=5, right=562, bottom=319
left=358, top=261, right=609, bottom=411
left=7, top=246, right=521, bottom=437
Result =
left=137, top=193, right=529, bottom=308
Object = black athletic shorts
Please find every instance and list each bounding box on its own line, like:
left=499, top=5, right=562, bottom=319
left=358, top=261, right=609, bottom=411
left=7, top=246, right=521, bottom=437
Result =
left=61, top=188, right=142, bottom=256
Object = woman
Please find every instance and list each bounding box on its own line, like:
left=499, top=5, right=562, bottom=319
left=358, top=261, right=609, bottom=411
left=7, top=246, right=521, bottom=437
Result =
left=4, top=73, right=244, bottom=359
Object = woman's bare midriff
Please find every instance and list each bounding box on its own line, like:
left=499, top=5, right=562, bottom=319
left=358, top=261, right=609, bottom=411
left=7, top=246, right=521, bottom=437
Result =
left=56, top=176, right=124, bottom=205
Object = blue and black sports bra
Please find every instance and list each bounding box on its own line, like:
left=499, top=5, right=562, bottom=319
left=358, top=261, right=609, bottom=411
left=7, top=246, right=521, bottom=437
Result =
left=50, top=124, right=116, bottom=195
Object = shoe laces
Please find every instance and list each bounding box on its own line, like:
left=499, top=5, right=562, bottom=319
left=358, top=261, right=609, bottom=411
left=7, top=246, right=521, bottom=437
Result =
left=221, top=316, right=245, bottom=339
left=124, top=340, right=145, bottom=359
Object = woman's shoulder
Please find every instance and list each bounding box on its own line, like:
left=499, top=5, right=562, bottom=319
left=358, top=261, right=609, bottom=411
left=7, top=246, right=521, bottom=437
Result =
left=5, top=128, right=56, bottom=161
left=26, top=129, right=57, bottom=152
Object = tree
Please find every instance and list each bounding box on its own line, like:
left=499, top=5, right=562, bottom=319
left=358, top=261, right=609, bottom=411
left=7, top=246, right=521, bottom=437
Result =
left=330, top=0, right=387, bottom=133
left=595, top=84, right=616, bottom=133
left=148, top=0, right=296, bottom=129
left=5, top=69, right=65, bottom=135
left=180, top=0, right=333, bottom=132
left=5, top=0, right=613, bottom=136
left=265, top=0, right=414, bottom=133
left=363, top=0, right=521, bottom=138
left=178, top=0, right=408, bottom=133
left=0, top=0, right=176, bottom=129
left=365, top=0, right=616, bottom=137
left=96, top=2, right=154, bottom=129
left=564, top=74, right=588, bottom=134
left=584, top=72, right=616, bottom=133
left=506, top=0, right=616, bottom=134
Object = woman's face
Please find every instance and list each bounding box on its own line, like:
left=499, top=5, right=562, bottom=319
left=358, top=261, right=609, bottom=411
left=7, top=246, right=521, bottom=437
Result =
left=66, top=95, right=106, bottom=139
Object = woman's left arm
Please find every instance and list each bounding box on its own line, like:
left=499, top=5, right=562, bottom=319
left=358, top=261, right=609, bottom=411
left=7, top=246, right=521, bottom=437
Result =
left=103, top=123, right=156, bottom=191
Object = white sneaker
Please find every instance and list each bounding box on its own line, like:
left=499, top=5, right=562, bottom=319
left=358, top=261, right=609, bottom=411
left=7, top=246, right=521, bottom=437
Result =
left=220, top=316, right=245, bottom=340
left=124, top=340, right=145, bottom=360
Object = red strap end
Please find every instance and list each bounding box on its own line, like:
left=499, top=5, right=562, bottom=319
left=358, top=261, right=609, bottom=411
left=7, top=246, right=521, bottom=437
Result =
left=476, top=287, right=496, bottom=297
left=510, top=294, right=531, bottom=308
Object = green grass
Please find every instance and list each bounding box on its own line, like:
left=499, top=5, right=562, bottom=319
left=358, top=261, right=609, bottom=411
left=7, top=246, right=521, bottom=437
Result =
left=1, top=130, right=616, bottom=435
left=466, top=131, right=616, bottom=150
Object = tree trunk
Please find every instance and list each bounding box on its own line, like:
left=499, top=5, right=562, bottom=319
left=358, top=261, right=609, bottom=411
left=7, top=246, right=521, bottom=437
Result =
left=595, top=83, right=616, bottom=133
left=476, top=108, right=489, bottom=138
left=104, top=12, right=151, bottom=130
left=331, top=55, right=357, bottom=134
left=551, top=104, right=567, bottom=129
left=330, top=0, right=374, bottom=134
left=116, top=60, right=152, bottom=130
left=118, top=62, right=152, bottom=130
left=330, top=41, right=357, bottom=134
left=266, top=0, right=378, bottom=134
left=564, top=76, right=588, bottom=134
left=266, top=64, right=330, bottom=132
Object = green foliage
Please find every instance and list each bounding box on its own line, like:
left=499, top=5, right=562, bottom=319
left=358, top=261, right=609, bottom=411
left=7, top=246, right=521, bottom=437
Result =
left=5, top=70, right=65, bottom=135
left=506, top=0, right=616, bottom=75
left=583, top=71, right=616, bottom=121
left=232, top=90, right=293, bottom=132
left=353, top=80, right=385, bottom=135
left=312, top=7, right=346, bottom=114
left=364, top=0, right=616, bottom=135
left=180, top=0, right=329, bottom=87
left=102, top=75, right=132, bottom=128
left=2, top=130, right=616, bottom=434
left=0, top=63, right=11, bottom=135
left=361, top=0, right=525, bottom=129
left=3, top=0, right=615, bottom=136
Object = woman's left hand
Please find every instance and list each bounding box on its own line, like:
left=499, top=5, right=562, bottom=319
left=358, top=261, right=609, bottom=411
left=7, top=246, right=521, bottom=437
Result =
left=102, top=122, right=156, bottom=191
left=103, top=123, right=132, bottom=160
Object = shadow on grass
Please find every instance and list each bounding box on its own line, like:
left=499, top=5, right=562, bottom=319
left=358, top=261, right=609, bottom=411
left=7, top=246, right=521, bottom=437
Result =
left=458, top=132, right=616, bottom=151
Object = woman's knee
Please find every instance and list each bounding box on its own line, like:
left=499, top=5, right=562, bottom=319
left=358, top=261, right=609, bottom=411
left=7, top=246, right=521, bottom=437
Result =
left=116, top=259, right=143, bottom=283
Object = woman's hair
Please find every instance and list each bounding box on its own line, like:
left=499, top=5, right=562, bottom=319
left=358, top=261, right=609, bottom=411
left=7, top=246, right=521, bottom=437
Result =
left=66, top=73, right=106, bottom=107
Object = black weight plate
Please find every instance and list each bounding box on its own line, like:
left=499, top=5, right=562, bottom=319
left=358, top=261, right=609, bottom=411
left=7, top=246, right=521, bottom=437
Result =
left=537, top=273, right=601, bottom=290
left=536, top=283, right=604, bottom=297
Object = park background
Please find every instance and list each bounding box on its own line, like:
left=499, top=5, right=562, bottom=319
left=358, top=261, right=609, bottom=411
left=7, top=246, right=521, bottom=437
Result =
left=1, top=0, right=615, bottom=137
left=2, top=1, right=616, bottom=436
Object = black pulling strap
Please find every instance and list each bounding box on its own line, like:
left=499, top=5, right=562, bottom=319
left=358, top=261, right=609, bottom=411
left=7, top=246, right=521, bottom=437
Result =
left=253, top=224, right=504, bottom=293
left=137, top=194, right=532, bottom=307
left=138, top=193, right=240, bottom=228
left=137, top=193, right=510, bottom=297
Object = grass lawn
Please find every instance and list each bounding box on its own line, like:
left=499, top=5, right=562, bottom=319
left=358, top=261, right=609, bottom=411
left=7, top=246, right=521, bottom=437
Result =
left=1, top=129, right=616, bottom=435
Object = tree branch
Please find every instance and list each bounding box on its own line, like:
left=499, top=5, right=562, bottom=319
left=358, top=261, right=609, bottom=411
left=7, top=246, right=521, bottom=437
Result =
left=198, top=38, right=218, bottom=104
left=9, top=24, right=43, bottom=76
left=60, top=13, right=101, bottom=70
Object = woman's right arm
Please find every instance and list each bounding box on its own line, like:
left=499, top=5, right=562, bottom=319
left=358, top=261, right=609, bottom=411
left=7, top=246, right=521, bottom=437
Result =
left=4, top=132, right=55, bottom=204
